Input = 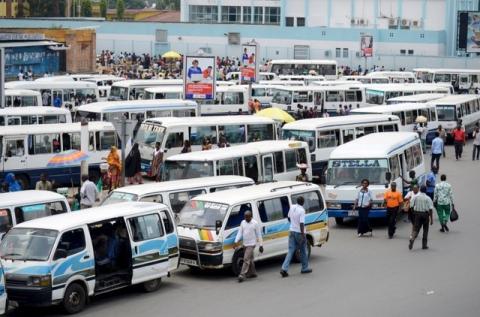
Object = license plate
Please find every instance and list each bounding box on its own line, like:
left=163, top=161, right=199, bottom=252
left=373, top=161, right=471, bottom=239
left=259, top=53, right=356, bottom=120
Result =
left=180, top=258, right=197, bottom=266
left=348, top=210, right=358, bottom=217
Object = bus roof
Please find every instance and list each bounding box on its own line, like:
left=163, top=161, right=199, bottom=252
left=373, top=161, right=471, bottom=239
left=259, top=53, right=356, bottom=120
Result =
left=0, top=190, right=67, bottom=208
left=111, top=79, right=183, bottom=88
left=413, top=68, right=480, bottom=73
left=428, top=94, right=480, bottom=105
left=111, top=176, right=254, bottom=196
left=14, top=202, right=165, bottom=231
left=144, top=115, right=274, bottom=127
left=350, top=103, right=431, bottom=114
left=144, top=86, right=183, bottom=93
left=365, top=71, right=415, bottom=78
left=0, top=106, right=71, bottom=116
left=269, top=59, right=337, bottom=65
left=0, top=121, right=115, bottom=136
left=77, top=99, right=198, bottom=113
left=282, top=114, right=400, bottom=130
left=192, top=181, right=320, bottom=206
left=329, top=132, right=420, bottom=159
left=5, top=81, right=98, bottom=89
left=166, top=140, right=307, bottom=162
left=387, top=93, right=447, bottom=102
left=364, top=83, right=451, bottom=92
left=5, top=89, right=41, bottom=96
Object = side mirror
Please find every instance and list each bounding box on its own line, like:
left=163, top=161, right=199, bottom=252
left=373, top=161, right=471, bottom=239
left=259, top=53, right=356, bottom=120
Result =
left=308, top=139, right=314, bottom=148
left=385, top=172, right=392, bottom=182
left=54, top=249, right=68, bottom=260
left=215, top=220, right=223, bottom=235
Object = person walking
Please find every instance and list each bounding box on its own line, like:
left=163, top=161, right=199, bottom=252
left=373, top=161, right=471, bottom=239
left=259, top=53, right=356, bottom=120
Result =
left=472, top=126, right=480, bottom=160
left=384, top=182, right=403, bottom=239
left=5, top=173, right=22, bottom=192
left=35, top=173, right=53, bottom=191
left=434, top=174, right=454, bottom=233
left=280, top=196, right=312, bottom=277
left=452, top=124, right=466, bottom=160
left=353, top=179, right=373, bottom=237
left=438, top=125, right=447, bottom=158
left=80, top=175, right=98, bottom=209
left=150, top=142, right=164, bottom=181
left=234, top=211, right=264, bottom=283
left=430, top=132, right=444, bottom=170
left=125, top=143, right=143, bottom=185
left=104, top=146, right=122, bottom=190
left=425, top=166, right=438, bottom=201
left=404, top=185, right=420, bottom=224
left=409, top=186, right=433, bottom=250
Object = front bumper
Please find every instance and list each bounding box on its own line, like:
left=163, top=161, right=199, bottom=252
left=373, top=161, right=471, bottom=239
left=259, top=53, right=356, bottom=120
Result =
left=328, top=208, right=387, bottom=218
left=6, top=285, right=52, bottom=306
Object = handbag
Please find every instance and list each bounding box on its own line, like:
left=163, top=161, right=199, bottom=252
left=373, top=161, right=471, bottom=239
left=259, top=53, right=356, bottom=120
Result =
left=450, top=206, right=459, bottom=222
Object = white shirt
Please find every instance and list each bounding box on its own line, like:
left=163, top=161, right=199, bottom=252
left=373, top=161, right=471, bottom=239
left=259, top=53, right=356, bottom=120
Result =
left=474, top=131, right=480, bottom=146
left=404, top=191, right=419, bottom=201
left=288, top=204, right=306, bottom=233
left=234, top=219, right=263, bottom=247
left=80, top=180, right=98, bottom=206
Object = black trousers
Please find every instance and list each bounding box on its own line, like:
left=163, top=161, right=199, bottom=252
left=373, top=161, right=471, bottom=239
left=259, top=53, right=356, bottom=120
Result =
left=411, top=212, right=430, bottom=247
left=454, top=141, right=464, bottom=159
left=386, top=206, right=399, bottom=237
left=431, top=153, right=441, bottom=169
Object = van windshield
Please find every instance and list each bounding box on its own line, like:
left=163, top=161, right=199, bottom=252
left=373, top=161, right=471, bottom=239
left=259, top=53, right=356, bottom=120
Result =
left=178, top=200, right=229, bottom=229
left=102, top=191, right=138, bottom=205
left=0, top=228, right=58, bottom=261
left=326, top=159, right=389, bottom=186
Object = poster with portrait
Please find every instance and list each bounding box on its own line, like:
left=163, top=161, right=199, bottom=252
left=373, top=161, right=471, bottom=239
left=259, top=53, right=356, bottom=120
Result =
left=240, top=44, right=258, bottom=84
left=466, top=12, right=480, bottom=53
left=184, top=55, right=216, bottom=100
left=360, top=35, right=373, bottom=57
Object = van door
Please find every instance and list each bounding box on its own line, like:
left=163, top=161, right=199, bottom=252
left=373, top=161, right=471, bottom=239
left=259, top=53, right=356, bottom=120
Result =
left=0, top=262, right=7, bottom=315
left=3, top=137, right=27, bottom=171
left=127, top=213, right=169, bottom=284
left=159, top=209, right=179, bottom=271
left=257, top=196, right=291, bottom=256
left=262, top=154, right=274, bottom=182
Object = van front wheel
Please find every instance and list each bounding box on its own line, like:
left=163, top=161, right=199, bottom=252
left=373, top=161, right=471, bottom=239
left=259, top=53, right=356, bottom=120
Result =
left=63, top=283, right=86, bottom=314
left=231, top=249, right=245, bottom=276
left=142, top=278, right=162, bottom=292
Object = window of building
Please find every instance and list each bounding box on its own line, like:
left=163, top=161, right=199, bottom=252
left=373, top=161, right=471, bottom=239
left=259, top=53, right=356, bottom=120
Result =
left=335, top=48, right=341, bottom=58
left=221, top=6, right=241, bottom=23
left=400, top=49, right=406, bottom=55
left=264, top=7, right=280, bottom=25
left=389, top=32, right=394, bottom=37
left=253, top=7, right=263, bottom=24
left=243, top=6, right=252, bottom=23
left=343, top=48, right=349, bottom=58
left=297, top=17, right=305, bottom=27
left=286, top=16, right=294, bottom=27
left=408, top=49, right=414, bottom=55
left=189, top=5, right=218, bottom=23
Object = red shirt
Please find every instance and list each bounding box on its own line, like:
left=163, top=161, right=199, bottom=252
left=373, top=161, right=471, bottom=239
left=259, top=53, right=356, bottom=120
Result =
left=452, top=129, right=465, bottom=142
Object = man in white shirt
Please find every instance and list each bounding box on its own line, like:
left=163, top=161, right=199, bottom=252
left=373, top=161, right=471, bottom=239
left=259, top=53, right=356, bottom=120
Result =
left=234, top=211, right=263, bottom=282
left=280, top=196, right=312, bottom=277
left=80, top=175, right=98, bottom=209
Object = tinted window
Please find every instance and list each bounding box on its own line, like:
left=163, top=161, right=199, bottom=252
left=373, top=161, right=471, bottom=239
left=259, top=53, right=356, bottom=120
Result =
left=190, top=126, right=217, bottom=145
left=258, top=196, right=290, bottom=222
left=129, top=214, right=164, bottom=241
left=285, top=151, right=297, bottom=171
left=247, top=124, right=274, bottom=142
left=166, top=132, right=184, bottom=148
left=169, top=189, right=206, bottom=213
left=160, top=210, right=174, bottom=234
left=56, top=228, right=86, bottom=257
left=226, top=203, right=252, bottom=230
left=292, top=191, right=324, bottom=214
left=274, top=151, right=284, bottom=173
left=0, top=209, right=13, bottom=233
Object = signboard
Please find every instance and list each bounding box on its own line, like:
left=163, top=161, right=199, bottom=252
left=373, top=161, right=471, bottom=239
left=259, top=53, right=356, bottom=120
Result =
left=465, top=12, right=480, bottom=53
left=0, top=48, right=4, bottom=109
left=184, top=55, right=215, bottom=100
left=240, top=44, right=258, bottom=84
left=360, top=35, right=373, bottom=57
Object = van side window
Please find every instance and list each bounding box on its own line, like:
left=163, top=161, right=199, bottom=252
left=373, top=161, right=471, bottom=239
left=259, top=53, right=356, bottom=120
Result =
left=128, top=214, right=164, bottom=241
left=258, top=196, right=289, bottom=222
left=404, top=148, right=415, bottom=170
left=285, top=151, right=297, bottom=171
left=56, top=228, right=86, bottom=258
left=292, top=191, right=324, bottom=214
left=160, top=210, right=174, bottom=234
left=389, top=156, right=400, bottom=180
left=318, top=130, right=339, bottom=148
left=247, top=124, right=274, bottom=142
left=14, top=201, right=68, bottom=224
left=412, top=143, right=423, bottom=166
left=296, top=148, right=307, bottom=164
left=217, top=159, right=242, bottom=176
left=244, top=156, right=258, bottom=182
left=166, top=132, right=184, bottom=149
left=0, top=209, right=13, bottom=233
left=274, top=151, right=284, bottom=173
left=226, top=203, right=252, bottom=230
left=190, top=126, right=217, bottom=145
left=169, top=189, right=206, bottom=213
left=379, top=124, right=397, bottom=132
left=342, top=129, right=355, bottom=143
left=140, top=194, right=163, bottom=203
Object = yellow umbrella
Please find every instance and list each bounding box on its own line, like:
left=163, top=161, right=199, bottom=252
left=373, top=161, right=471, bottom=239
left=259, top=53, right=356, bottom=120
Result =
left=162, top=50, right=181, bottom=60
left=256, top=107, right=296, bottom=123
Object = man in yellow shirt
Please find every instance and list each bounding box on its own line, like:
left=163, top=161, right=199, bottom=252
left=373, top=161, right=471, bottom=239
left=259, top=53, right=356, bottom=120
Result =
left=384, top=182, right=403, bottom=239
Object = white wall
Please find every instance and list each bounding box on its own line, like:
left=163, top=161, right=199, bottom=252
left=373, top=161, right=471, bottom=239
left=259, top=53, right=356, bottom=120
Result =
left=285, top=0, right=305, bottom=18
left=424, top=0, right=446, bottom=31
left=308, top=0, right=329, bottom=27
left=331, top=0, right=351, bottom=28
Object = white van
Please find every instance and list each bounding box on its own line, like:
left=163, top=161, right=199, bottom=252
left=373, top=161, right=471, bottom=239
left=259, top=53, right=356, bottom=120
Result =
left=0, top=190, right=71, bottom=237
left=102, top=176, right=255, bottom=213
left=0, top=202, right=178, bottom=314
left=325, top=132, right=425, bottom=224
left=177, top=181, right=329, bottom=274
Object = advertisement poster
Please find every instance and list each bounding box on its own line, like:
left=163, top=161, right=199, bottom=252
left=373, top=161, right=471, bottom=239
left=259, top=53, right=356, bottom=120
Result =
left=360, top=35, right=373, bottom=57
left=184, top=56, right=215, bottom=100
left=467, top=12, right=480, bottom=53
left=240, top=44, right=257, bottom=84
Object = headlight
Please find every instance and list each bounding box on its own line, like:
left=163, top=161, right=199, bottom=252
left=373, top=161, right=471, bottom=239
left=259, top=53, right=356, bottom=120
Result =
left=27, top=275, right=51, bottom=287
left=197, top=242, right=223, bottom=252
left=326, top=202, right=341, bottom=209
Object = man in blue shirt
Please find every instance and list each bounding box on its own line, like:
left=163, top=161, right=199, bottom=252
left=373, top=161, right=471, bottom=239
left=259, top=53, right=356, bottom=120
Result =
left=425, top=166, right=437, bottom=201
left=431, top=131, right=444, bottom=170
left=187, top=59, right=202, bottom=80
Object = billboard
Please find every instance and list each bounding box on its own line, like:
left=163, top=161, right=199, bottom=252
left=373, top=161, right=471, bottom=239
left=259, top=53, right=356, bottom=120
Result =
left=184, top=55, right=215, bottom=100
left=0, top=48, right=3, bottom=108
left=462, top=12, right=480, bottom=53
left=240, top=44, right=258, bottom=84
left=360, top=35, right=373, bottom=57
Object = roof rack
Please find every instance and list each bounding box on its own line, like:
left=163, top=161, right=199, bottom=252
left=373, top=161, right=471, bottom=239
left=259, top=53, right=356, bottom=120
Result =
left=270, top=182, right=311, bottom=192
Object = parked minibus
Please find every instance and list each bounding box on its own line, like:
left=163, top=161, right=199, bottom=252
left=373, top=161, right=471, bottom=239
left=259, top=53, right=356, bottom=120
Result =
left=342, top=75, right=390, bottom=84
left=0, top=202, right=178, bottom=314
left=198, top=85, right=249, bottom=115
left=268, top=59, right=338, bottom=79
left=4, top=89, right=42, bottom=108
left=413, top=68, right=480, bottom=91
left=365, top=71, right=417, bottom=83
left=143, top=86, right=183, bottom=100
left=251, top=84, right=275, bottom=106
left=83, top=75, right=125, bottom=100
left=177, top=181, right=328, bottom=274
left=325, top=132, right=425, bottom=224
left=282, top=115, right=400, bottom=182
left=0, top=107, right=71, bottom=126
left=386, top=93, right=447, bottom=105
left=364, top=83, right=453, bottom=106
left=278, top=75, right=325, bottom=85
left=108, top=79, right=183, bottom=101
left=102, top=176, right=254, bottom=213
left=163, top=140, right=311, bottom=183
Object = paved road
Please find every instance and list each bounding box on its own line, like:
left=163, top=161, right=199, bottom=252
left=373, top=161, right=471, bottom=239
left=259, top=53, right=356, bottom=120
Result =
left=10, top=142, right=480, bottom=317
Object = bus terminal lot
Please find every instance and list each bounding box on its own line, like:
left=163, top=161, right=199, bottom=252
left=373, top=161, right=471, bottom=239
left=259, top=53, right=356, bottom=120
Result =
left=11, top=142, right=480, bottom=317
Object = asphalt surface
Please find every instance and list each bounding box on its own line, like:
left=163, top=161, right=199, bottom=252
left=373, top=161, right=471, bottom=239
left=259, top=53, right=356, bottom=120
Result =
left=9, top=142, right=480, bottom=317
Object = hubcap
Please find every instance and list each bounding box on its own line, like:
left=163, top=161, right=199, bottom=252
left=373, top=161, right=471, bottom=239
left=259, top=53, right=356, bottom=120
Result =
left=69, top=291, right=80, bottom=306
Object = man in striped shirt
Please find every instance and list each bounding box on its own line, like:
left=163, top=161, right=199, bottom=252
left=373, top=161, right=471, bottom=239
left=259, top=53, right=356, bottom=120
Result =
left=409, top=186, right=434, bottom=250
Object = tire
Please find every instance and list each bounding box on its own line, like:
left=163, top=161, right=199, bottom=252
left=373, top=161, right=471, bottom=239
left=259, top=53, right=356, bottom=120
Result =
left=62, top=283, right=87, bottom=315
left=231, top=248, right=244, bottom=276
left=16, top=174, right=30, bottom=190
left=294, top=241, right=312, bottom=263
left=142, top=278, right=162, bottom=292
left=335, top=217, right=345, bottom=225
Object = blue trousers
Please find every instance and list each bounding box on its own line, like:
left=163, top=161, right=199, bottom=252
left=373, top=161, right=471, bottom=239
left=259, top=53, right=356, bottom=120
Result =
left=281, top=232, right=309, bottom=272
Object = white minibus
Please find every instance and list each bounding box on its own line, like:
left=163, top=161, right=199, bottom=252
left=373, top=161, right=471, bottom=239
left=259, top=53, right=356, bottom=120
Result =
left=102, top=176, right=254, bottom=213
left=198, top=85, right=249, bottom=115
left=83, top=75, right=125, bottom=100
left=282, top=114, right=400, bottom=182
left=0, top=121, right=118, bottom=188
left=413, top=68, right=480, bottom=91
left=268, top=59, right=338, bottom=79
left=251, top=84, right=275, bottom=106
left=386, top=93, right=447, bottom=105
left=0, top=107, right=72, bottom=126
left=0, top=202, right=179, bottom=313
left=163, top=140, right=311, bottom=183
left=342, top=75, right=390, bottom=84
left=325, top=132, right=425, bottom=224
left=278, top=75, right=325, bottom=85
left=177, top=181, right=328, bottom=273
left=364, top=83, right=453, bottom=106
left=143, top=86, right=183, bottom=100
left=108, top=79, right=183, bottom=101
left=5, top=89, right=42, bottom=108
left=365, top=71, right=417, bottom=83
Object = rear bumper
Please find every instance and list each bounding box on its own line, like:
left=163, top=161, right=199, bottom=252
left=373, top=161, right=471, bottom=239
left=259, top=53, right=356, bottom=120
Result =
left=328, top=209, right=387, bottom=218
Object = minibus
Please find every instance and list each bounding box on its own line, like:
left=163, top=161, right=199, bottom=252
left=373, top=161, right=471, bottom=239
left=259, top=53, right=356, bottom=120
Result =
left=364, top=83, right=453, bottom=106
left=5, top=89, right=42, bottom=108
left=0, top=202, right=178, bottom=314
left=108, top=79, right=183, bottom=101
left=177, top=181, right=328, bottom=274
left=342, top=75, right=390, bottom=84
left=325, top=132, right=425, bottom=224
left=0, top=190, right=71, bottom=237
left=268, top=59, right=338, bottom=79
left=413, top=68, right=480, bottom=91
left=83, top=75, right=125, bottom=100
left=386, top=93, right=447, bottom=105
left=0, top=106, right=72, bottom=126
left=278, top=75, right=325, bottom=85
left=282, top=115, right=400, bottom=182
left=102, top=176, right=254, bottom=213
left=143, top=86, right=183, bottom=100
left=198, top=85, right=249, bottom=115
left=251, top=84, right=275, bottom=106
left=365, top=71, right=417, bottom=83
left=163, top=140, right=311, bottom=183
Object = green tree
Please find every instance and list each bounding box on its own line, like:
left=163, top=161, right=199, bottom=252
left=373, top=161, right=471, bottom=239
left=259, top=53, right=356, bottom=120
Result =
left=155, top=0, right=165, bottom=10
left=116, top=0, right=124, bottom=19
left=99, top=0, right=107, bottom=17
left=81, top=0, right=92, bottom=16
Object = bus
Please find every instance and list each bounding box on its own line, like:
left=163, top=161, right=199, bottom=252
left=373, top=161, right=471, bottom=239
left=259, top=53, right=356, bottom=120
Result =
left=108, top=79, right=183, bottom=101
left=198, top=85, right=249, bottom=115
left=430, top=94, right=480, bottom=139
left=251, top=84, right=276, bottom=106
left=163, top=140, right=311, bottom=183
left=258, top=80, right=305, bottom=87
left=143, top=86, right=183, bottom=100
left=365, top=71, right=417, bottom=83
left=364, top=83, right=453, bottom=106
left=0, top=121, right=118, bottom=188
left=342, top=75, right=390, bottom=84
left=282, top=114, right=400, bottom=182
left=267, top=59, right=338, bottom=79
left=386, top=93, right=447, bottom=105
left=325, top=132, right=425, bottom=224
left=278, top=75, right=325, bottom=85
left=0, top=107, right=72, bottom=126
left=4, top=89, right=42, bottom=108
left=82, top=75, right=125, bottom=99
left=134, top=116, right=277, bottom=171
left=413, top=68, right=480, bottom=91
left=5, top=81, right=99, bottom=109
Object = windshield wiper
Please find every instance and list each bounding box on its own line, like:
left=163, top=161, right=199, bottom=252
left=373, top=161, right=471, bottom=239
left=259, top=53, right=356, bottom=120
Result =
left=334, top=181, right=357, bottom=188
left=179, top=223, right=198, bottom=228
left=3, top=253, right=22, bottom=257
